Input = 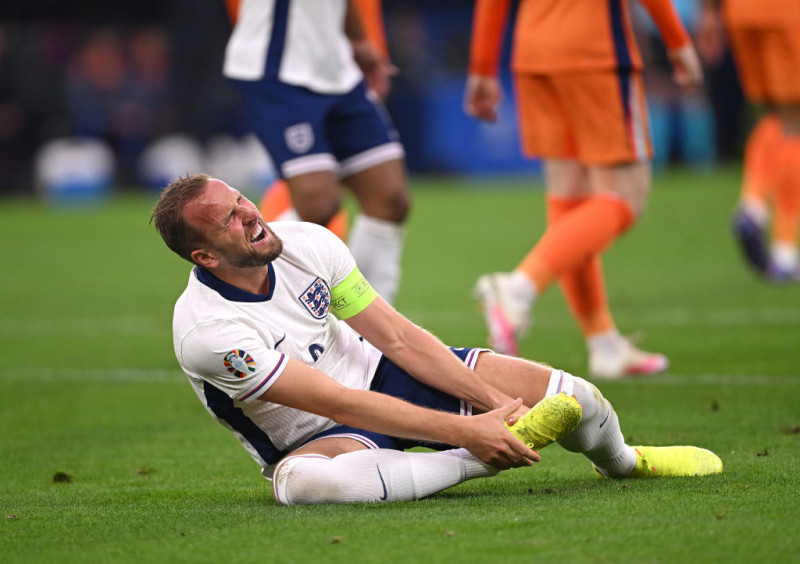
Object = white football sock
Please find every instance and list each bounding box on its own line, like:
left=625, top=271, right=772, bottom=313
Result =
left=771, top=243, right=799, bottom=271
left=347, top=214, right=405, bottom=305
left=586, top=329, right=623, bottom=357
left=272, top=448, right=497, bottom=506
left=741, top=195, right=769, bottom=226
left=548, top=370, right=636, bottom=477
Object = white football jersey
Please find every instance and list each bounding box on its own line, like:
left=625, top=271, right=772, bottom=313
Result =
left=223, top=0, right=362, bottom=94
left=172, top=222, right=382, bottom=478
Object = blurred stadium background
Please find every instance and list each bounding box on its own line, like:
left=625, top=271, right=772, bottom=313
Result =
left=0, top=0, right=749, bottom=200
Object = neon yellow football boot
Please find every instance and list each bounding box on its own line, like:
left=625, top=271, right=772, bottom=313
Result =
left=626, top=446, right=723, bottom=478
left=506, top=393, right=583, bottom=450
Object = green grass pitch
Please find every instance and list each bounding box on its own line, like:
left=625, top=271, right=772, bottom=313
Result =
left=1, top=167, right=798, bottom=563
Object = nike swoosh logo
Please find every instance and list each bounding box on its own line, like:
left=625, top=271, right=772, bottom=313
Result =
left=376, top=464, right=388, bottom=501
left=274, top=333, right=286, bottom=348
left=599, top=409, right=611, bottom=428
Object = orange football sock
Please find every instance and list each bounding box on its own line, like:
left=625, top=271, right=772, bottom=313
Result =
left=518, top=193, right=635, bottom=294
left=773, top=135, right=800, bottom=246
left=259, top=179, right=349, bottom=241
left=547, top=196, right=615, bottom=336
left=741, top=114, right=782, bottom=211
left=259, top=179, right=294, bottom=220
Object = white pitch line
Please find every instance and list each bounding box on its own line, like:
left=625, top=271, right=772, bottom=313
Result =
left=598, top=373, right=800, bottom=386
left=0, top=367, right=185, bottom=383
left=1, top=368, right=796, bottom=385
left=0, top=307, right=798, bottom=338
left=0, top=317, right=166, bottom=337
left=404, top=306, right=800, bottom=330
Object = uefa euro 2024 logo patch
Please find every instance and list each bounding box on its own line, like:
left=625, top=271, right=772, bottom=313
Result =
left=223, top=349, right=256, bottom=378
left=299, top=277, right=331, bottom=320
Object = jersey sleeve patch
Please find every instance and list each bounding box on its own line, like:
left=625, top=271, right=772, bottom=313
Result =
left=223, top=349, right=256, bottom=378
left=330, top=267, right=377, bottom=319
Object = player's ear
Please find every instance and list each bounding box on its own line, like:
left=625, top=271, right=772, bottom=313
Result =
left=191, top=247, right=219, bottom=268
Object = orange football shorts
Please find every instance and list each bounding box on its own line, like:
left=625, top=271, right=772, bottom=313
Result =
left=513, top=70, right=652, bottom=165
left=725, top=22, right=800, bottom=104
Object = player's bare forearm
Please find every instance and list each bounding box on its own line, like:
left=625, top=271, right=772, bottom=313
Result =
left=260, top=359, right=537, bottom=468
left=346, top=297, right=514, bottom=413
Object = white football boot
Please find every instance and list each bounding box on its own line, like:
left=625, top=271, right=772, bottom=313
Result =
left=473, top=273, right=532, bottom=356
left=589, top=335, right=668, bottom=379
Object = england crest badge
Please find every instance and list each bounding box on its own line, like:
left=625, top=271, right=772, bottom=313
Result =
left=284, top=122, right=314, bottom=154
left=299, top=277, right=331, bottom=319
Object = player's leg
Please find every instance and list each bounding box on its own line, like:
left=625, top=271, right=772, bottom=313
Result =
left=272, top=348, right=499, bottom=505
left=545, top=179, right=615, bottom=339
left=514, top=70, right=651, bottom=296
left=770, top=104, right=800, bottom=280
left=726, top=24, right=782, bottom=273
left=474, top=159, right=598, bottom=354
left=272, top=436, right=496, bottom=506
left=731, top=114, right=782, bottom=273
left=333, top=83, right=410, bottom=305
left=480, top=160, right=646, bottom=372
left=473, top=72, right=664, bottom=377
left=283, top=170, right=344, bottom=226
left=473, top=352, right=721, bottom=478
left=343, top=158, right=410, bottom=305
left=473, top=75, right=580, bottom=355
left=473, top=353, right=634, bottom=475
left=577, top=161, right=669, bottom=377
left=540, top=181, right=664, bottom=377
left=764, top=22, right=800, bottom=280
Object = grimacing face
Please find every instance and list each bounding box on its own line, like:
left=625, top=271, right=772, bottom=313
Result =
left=185, top=179, right=283, bottom=268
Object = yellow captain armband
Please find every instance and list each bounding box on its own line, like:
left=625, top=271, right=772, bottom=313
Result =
left=330, top=267, right=378, bottom=319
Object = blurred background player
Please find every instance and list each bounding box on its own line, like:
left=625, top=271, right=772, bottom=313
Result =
left=465, top=0, right=703, bottom=378
left=698, top=0, right=800, bottom=282
left=223, top=0, right=409, bottom=304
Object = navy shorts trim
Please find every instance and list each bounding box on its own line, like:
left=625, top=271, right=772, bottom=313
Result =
left=302, top=347, right=484, bottom=452
left=229, top=78, right=400, bottom=175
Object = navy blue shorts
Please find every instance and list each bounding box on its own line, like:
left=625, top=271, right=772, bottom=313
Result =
left=303, top=347, right=484, bottom=452
left=229, top=78, right=402, bottom=178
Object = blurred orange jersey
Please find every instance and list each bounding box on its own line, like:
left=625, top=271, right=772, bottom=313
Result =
left=723, top=0, right=800, bottom=104
left=470, top=0, right=689, bottom=75
left=514, top=0, right=643, bottom=73
left=723, top=0, right=800, bottom=27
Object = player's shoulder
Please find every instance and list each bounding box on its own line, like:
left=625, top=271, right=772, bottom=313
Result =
left=173, top=269, right=232, bottom=326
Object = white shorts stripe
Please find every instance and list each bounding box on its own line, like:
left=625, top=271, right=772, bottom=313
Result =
left=305, top=432, right=380, bottom=450
left=282, top=153, right=338, bottom=178
left=628, top=75, right=649, bottom=162
left=338, top=142, right=405, bottom=178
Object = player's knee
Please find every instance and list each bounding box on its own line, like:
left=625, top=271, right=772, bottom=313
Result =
left=359, top=186, right=411, bottom=223
left=556, top=374, right=618, bottom=454
left=554, top=373, right=607, bottom=429
left=573, top=377, right=606, bottom=423
left=272, top=454, right=330, bottom=506
left=384, top=188, right=411, bottom=223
